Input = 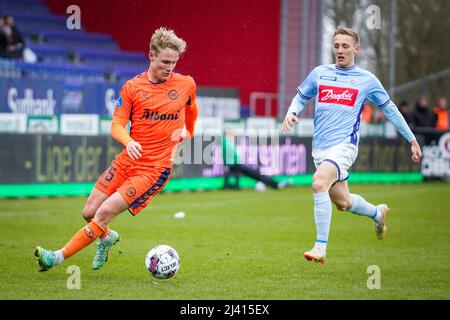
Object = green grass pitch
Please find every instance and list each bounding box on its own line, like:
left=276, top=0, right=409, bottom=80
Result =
left=0, top=183, right=449, bottom=299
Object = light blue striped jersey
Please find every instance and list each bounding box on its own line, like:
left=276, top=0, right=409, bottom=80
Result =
left=294, top=64, right=396, bottom=149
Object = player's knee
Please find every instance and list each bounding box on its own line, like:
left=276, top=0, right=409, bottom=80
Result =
left=312, top=176, right=327, bottom=193
left=82, top=205, right=96, bottom=222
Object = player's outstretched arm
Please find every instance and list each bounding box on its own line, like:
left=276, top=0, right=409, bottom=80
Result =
left=378, top=102, right=422, bottom=163
left=282, top=113, right=299, bottom=132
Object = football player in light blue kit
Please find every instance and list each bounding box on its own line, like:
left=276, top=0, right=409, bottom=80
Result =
left=282, top=27, right=422, bottom=263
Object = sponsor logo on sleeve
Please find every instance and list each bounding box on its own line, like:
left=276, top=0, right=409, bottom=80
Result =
left=116, top=96, right=123, bottom=108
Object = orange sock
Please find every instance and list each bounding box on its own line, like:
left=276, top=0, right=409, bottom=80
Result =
left=62, top=221, right=105, bottom=259
left=100, top=225, right=110, bottom=239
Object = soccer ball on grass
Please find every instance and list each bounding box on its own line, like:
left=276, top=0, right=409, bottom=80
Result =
left=145, top=244, right=180, bottom=279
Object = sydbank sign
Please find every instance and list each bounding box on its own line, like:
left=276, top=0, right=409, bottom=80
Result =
left=0, top=78, right=122, bottom=115
left=7, top=88, right=56, bottom=115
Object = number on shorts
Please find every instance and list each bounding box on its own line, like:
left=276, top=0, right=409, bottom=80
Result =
left=103, top=166, right=116, bottom=182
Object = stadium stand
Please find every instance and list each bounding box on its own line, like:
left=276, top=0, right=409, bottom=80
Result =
left=0, top=0, right=147, bottom=83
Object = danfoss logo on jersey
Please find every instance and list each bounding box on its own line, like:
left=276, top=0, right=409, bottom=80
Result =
left=318, top=85, right=358, bottom=107
left=141, top=108, right=179, bottom=121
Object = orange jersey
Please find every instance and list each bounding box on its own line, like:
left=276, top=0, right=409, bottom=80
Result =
left=113, top=71, right=197, bottom=167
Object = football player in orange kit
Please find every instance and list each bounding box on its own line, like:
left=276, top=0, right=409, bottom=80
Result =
left=35, top=27, right=199, bottom=271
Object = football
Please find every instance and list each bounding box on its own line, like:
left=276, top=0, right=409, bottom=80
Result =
left=145, top=244, right=180, bottom=279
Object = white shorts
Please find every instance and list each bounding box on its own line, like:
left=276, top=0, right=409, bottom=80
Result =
left=312, top=142, right=358, bottom=181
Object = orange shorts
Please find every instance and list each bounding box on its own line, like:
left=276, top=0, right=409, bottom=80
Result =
left=95, top=160, right=171, bottom=215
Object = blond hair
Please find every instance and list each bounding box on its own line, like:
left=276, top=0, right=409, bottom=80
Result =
left=333, top=27, right=360, bottom=45
left=150, top=27, right=187, bottom=56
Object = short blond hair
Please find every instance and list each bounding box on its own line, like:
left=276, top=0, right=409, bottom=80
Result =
left=333, top=27, right=360, bottom=45
left=150, top=27, right=187, bottom=56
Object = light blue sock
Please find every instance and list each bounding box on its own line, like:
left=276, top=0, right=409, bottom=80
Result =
left=54, top=250, right=65, bottom=265
left=314, top=192, right=332, bottom=246
left=348, top=194, right=379, bottom=221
